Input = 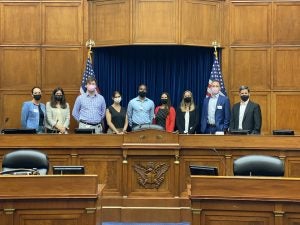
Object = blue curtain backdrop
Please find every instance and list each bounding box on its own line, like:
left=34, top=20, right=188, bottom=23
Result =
left=93, top=45, right=216, bottom=131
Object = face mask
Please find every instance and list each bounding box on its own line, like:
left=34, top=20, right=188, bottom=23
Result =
left=211, top=87, right=219, bottom=95
left=138, top=91, right=146, bottom=98
left=184, top=97, right=191, bottom=103
left=55, top=95, right=63, bottom=101
left=87, top=84, right=96, bottom=92
left=161, top=99, right=168, bottom=105
left=33, top=95, right=41, bottom=101
left=114, top=97, right=122, bottom=103
left=241, top=95, right=249, bottom=102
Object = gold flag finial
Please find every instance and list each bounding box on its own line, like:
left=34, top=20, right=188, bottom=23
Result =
left=86, top=39, right=95, bottom=51
left=85, top=39, right=95, bottom=63
left=212, top=41, right=220, bottom=59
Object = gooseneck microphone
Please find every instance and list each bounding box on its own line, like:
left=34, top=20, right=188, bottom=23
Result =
left=1, top=117, right=9, bottom=134
left=210, top=147, right=226, bottom=175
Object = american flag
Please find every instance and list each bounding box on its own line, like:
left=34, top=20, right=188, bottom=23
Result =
left=80, top=55, right=96, bottom=94
left=206, top=56, right=227, bottom=97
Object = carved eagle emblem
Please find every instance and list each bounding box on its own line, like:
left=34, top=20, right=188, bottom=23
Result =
left=133, top=162, right=169, bottom=189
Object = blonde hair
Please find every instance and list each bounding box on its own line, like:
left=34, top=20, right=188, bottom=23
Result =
left=180, top=90, right=195, bottom=112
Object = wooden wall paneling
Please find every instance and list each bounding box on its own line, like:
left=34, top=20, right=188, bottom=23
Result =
left=273, top=47, right=300, bottom=90
left=78, top=155, right=123, bottom=195
left=128, top=157, right=175, bottom=197
left=133, top=0, right=178, bottom=44
left=1, top=93, right=34, bottom=129
left=120, top=205, right=184, bottom=222
left=220, top=0, right=229, bottom=92
left=285, top=157, right=300, bottom=177
left=284, top=212, right=300, bottom=225
left=47, top=154, right=72, bottom=174
left=200, top=210, right=274, bottom=225
left=0, top=47, right=40, bottom=90
left=42, top=47, right=83, bottom=89
left=181, top=0, right=221, bottom=46
left=272, top=92, right=300, bottom=134
left=0, top=212, right=12, bottom=225
left=42, top=3, right=82, bottom=45
left=90, top=0, right=130, bottom=46
left=221, top=0, right=229, bottom=46
left=0, top=4, right=2, bottom=45
left=63, top=91, right=81, bottom=132
left=14, top=209, right=88, bottom=225
left=231, top=91, right=270, bottom=134
left=230, top=2, right=271, bottom=45
left=1, top=3, right=41, bottom=45
left=230, top=48, right=271, bottom=91
left=273, top=2, right=300, bottom=45
left=221, top=47, right=230, bottom=92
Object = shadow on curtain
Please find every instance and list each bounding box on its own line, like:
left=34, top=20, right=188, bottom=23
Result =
left=93, top=45, right=215, bottom=133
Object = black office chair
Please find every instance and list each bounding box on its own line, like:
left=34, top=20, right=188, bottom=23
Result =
left=1, top=150, right=49, bottom=175
left=233, top=155, right=284, bottom=176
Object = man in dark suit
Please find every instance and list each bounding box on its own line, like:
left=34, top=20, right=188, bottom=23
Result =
left=201, top=80, right=231, bottom=134
left=229, top=85, right=262, bottom=134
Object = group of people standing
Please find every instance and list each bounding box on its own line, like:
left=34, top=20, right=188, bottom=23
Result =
left=21, top=77, right=262, bottom=134
left=21, top=87, right=70, bottom=134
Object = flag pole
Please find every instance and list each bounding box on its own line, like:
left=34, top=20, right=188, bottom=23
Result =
left=212, top=40, right=220, bottom=60
left=85, top=39, right=95, bottom=64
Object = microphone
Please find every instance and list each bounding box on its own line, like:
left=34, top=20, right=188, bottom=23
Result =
left=210, top=147, right=226, bottom=175
left=0, top=168, right=40, bottom=175
left=1, top=117, right=9, bottom=134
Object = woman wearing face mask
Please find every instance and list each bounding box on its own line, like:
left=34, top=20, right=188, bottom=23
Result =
left=176, top=90, right=199, bottom=134
left=21, top=86, right=46, bottom=133
left=153, top=92, right=176, bottom=132
left=45, top=87, right=70, bottom=134
left=106, top=91, right=128, bottom=134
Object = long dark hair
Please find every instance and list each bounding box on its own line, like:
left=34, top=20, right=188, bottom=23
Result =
left=161, top=92, right=171, bottom=114
left=50, top=87, right=67, bottom=109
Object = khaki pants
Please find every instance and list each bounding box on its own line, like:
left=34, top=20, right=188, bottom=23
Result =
left=79, top=122, right=102, bottom=134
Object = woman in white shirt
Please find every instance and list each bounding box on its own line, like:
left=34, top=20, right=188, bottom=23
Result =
left=45, top=87, right=70, bottom=134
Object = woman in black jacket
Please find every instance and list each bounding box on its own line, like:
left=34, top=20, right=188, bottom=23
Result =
left=176, top=90, right=199, bottom=134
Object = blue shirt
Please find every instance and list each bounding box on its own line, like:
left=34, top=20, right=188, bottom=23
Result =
left=21, top=101, right=46, bottom=130
left=72, top=93, right=106, bottom=123
left=127, top=96, right=154, bottom=126
left=208, top=94, right=219, bottom=124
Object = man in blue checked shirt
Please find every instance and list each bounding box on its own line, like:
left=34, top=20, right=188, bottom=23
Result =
left=127, top=84, right=155, bottom=129
left=72, top=77, right=106, bottom=134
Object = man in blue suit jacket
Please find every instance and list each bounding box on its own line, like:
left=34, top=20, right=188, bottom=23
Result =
left=201, top=80, right=231, bottom=134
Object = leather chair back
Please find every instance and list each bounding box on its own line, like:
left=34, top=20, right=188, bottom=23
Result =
left=233, top=155, right=284, bottom=176
left=2, top=150, right=49, bottom=175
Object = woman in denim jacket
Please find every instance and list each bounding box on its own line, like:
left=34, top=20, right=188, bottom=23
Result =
left=21, top=87, right=45, bottom=133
